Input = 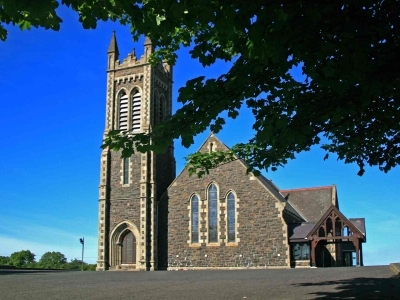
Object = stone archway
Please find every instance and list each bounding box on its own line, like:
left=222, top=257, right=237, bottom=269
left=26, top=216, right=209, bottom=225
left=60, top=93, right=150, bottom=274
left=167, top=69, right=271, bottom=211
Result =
left=109, top=221, right=141, bottom=269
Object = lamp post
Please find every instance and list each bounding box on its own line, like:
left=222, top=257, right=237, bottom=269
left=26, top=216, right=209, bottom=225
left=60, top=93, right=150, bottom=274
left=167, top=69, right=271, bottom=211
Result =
left=79, top=237, right=84, bottom=271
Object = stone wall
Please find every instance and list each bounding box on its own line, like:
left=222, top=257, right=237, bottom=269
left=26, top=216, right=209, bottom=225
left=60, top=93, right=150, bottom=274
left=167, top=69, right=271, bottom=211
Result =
left=109, top=150, right=142, bottom=240
left=164, top=135, right=289, bottom=269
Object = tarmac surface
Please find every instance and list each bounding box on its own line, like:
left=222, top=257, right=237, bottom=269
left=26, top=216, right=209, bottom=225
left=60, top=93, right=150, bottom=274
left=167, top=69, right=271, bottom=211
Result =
left=0, top=266, right=399, bottom=299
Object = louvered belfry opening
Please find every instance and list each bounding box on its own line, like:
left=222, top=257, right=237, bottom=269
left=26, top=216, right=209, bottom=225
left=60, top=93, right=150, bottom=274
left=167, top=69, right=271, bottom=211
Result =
left=132, top=89, right=141, bottom=132
left=119, top=91, right=129, bottom=131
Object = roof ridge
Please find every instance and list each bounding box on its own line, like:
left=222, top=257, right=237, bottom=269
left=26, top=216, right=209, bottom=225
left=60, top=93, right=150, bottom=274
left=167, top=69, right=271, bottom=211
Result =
left=280, top=186, right=333, bottom=193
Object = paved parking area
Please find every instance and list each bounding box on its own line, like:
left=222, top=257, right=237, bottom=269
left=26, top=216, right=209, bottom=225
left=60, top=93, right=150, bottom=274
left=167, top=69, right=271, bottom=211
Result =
left=1, top=266, right=399, bottom=299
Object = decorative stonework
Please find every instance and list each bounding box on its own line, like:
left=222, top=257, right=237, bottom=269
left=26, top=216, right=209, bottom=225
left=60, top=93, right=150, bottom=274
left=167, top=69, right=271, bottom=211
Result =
left=97, top=34, right=174, bottom=271
left=154, top=76, right=168, bottom=91
left=115, top=74, right=144, bottom=84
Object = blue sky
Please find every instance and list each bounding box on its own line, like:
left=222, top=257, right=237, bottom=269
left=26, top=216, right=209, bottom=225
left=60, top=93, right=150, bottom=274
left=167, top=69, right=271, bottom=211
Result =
left=0, top=7, right=399, bottom=266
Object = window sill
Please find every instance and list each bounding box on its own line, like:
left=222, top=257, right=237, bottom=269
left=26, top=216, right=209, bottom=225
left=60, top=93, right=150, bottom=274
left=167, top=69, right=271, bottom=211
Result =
left=294, top=259, right=310, bottom=261
left=207, top=243, right=221, bottom=247
left=226, top=242, right=239, bottom=247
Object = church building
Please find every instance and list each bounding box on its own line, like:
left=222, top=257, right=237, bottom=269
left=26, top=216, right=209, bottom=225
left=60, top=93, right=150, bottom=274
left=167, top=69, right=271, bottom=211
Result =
left=96, top=34, right=366, bottom=271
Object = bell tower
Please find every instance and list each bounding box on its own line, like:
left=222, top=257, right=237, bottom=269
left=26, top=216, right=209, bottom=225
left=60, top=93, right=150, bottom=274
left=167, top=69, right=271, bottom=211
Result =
left=96, top=32, right=175, bottom=271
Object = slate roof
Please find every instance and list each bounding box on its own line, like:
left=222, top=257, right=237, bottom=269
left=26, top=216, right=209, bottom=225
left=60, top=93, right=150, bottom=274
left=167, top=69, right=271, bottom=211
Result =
left=349, top=218, right=366, bottom=236
left=280, top=186, right=334, bottom=222
left=288, top=223, right=316, bottom=242
left=257, top=174, right=286, bottom=202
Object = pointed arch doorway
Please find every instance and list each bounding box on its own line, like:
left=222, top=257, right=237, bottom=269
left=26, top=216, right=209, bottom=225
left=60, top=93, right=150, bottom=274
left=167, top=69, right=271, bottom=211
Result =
left=110, top=221, right=141, bottom=270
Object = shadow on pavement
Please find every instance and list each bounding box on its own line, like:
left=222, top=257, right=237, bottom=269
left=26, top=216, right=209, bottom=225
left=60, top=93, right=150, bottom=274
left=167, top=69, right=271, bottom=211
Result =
left=293, top=275, right=400, bottom=299
left=0, top=269, right=78, bottom=276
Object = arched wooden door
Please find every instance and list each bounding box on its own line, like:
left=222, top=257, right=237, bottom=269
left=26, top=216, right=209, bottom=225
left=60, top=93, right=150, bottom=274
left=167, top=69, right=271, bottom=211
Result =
left=121, top=231, right=136, bottom=264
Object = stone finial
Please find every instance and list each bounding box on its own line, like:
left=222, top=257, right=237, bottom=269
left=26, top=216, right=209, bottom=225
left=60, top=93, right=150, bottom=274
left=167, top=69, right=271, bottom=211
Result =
left=144, top=35, right=154, bottom=61
left=144, top=35, right=152, bottom=46
left=108, top=31, right=119, bottom=57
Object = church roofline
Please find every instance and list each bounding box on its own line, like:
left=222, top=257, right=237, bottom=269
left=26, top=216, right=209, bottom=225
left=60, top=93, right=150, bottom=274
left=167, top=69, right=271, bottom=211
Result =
left=279, top=186, right=333, bottom=193
left=162, top=133, right=290, bottom=211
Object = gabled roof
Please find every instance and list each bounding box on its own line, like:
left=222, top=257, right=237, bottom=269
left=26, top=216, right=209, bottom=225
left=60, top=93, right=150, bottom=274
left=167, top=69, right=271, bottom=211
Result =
left=289, top=223, right=316, bottom=242
left=306, top=205, right=365, bottom=241
left=165, top=132, right=227, bottom=189
left=284, top=201, right=307, bottom=222
left=280, top=186, right=335, bottom=223
left=166, top=133, right=294, bottom=210
left=349, top=218, right=366, bottom=236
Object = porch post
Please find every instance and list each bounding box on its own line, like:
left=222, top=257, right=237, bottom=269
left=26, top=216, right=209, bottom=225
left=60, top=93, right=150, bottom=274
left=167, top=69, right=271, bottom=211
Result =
left=359, top=242, right=363, bottom=266
left=354, top=239, right=360, bottom=267
left=311, top=240, right=317, bottom=267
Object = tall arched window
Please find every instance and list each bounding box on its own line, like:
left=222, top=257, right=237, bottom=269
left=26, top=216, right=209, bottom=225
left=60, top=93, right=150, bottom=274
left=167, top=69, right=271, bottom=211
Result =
left=123, top=157, right=129, bottom=184
left=119, top=91, right=128, bottom=131
left=208, top=184, right=218, bottom=243
left=121, top=231, right=136, bottom=264
left=159, top=95, right=165, bottom=123
left=191, top=195, right=199, bottom=243
left=227, top=192, right=236, bottom=242
left=131, top=89, right=141, bottom=132
left=152, top=90, right=159, bottom=126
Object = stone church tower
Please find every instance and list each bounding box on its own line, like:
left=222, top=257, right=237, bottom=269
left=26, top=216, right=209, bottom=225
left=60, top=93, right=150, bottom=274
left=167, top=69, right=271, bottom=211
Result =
left=96, top=32, right=175, bottom=271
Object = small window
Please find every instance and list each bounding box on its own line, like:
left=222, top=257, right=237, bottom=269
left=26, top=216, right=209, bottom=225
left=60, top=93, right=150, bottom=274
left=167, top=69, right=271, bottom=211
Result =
left=209, top=143, right=214, bottom=153
left=208, top=184, right=218, bottom=243
left=227, top=192, right=236, bottom=242
left=123, top=158, right=129, bottom=184
left=191, top=195, right=199, bottom=243
left=292, top=243, right=310, bottom=260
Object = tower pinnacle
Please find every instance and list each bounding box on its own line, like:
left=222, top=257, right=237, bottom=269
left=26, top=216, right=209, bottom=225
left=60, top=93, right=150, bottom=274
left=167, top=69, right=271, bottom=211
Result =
left=108, top=31, right=119, bottom=57
left=144, top=35, right=152, bottom=46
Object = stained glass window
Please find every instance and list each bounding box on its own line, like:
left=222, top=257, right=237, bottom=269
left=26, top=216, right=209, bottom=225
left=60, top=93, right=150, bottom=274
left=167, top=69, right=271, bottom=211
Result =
left=292, top=243, right=309, bottom=260
left=191, top=195, right=199, bottom=243
left=208, top=184, right=218, bottom=243
left=227, top=192, right=236, bottom=242
left=123, top=157, right=129, bottom=184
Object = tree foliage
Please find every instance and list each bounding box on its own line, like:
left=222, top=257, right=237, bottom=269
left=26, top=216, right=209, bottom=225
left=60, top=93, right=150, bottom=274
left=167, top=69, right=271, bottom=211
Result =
left=65, top=259, right=96, bottom=271
left=4, top=250, right=95, bottom=270
left=0, top=255, right=10, bottom=265
left=9, top=250, right=36, bottom=268
left=3, top=1, right=400, bottom=176
left=38, top=251, right=67, bottom=269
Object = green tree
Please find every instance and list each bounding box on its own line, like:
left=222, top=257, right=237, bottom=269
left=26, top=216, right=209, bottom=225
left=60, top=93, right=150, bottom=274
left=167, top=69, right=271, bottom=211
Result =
left=9, top=250, right=36, bottom=268
left=38, top=251, right=67, bottom=269
left=0, top=255, right=10, bottom=265
left=2, top=1, right=400, bottom=176
left=65, top=258, right=84, bottom=270
left=65, top=259, right=95, bottom=271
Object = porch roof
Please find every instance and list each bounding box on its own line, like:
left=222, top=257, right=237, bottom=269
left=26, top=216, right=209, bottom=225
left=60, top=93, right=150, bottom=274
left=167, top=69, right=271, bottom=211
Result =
left=350, top=218, right=366, bottom=236
left=289, top=223, right=315, bottom=242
